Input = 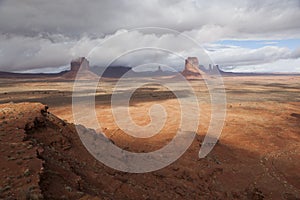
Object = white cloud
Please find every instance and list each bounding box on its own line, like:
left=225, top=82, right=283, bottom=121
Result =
left=1, top=0, right=299, bottom=39
left=207, top=44, right=292, bottom=66
left=227, top=58, right=300, bottom=73
left=206, top=44, right=300, bottom=72
left=291, top=48, right=300, bottom=59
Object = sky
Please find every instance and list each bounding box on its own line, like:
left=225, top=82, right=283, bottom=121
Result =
left=0, top=0, right=300, bottom=73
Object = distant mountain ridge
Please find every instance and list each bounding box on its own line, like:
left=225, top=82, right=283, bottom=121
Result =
left=0, top=70, right=68, bottom=78
left=91, top=65, right=177, bottom=78
left=0, top=56, right=299, bottom=79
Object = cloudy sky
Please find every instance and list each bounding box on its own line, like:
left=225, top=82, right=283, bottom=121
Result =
left=0, top=0, right=299, bottom=73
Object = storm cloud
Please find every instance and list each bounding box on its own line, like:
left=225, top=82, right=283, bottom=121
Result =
left=0, top=0, right=299, bottom=72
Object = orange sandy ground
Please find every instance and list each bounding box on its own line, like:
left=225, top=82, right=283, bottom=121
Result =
left=0, top=75, right=299, bottom=199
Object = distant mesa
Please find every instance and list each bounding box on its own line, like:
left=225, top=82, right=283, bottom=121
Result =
left=180, top=57, right=225, bottom=79
left=207, top=64, right=220, bottom=74
left=70, top=56, right=206, bottom=80
left=91, top=65, right=177, bottom=78
left=68, top=57, right=209, bottom=80
left=181, top=57, right=203, bottom=80
left=91, top=66, right=133, bottom=78
left=71, top=57, right=90, bottom=72
left=1, top=56, right=297, bottom=80
left=157, top=66, right=163, bottom=73
left=62, top=57, right=98, bottom=80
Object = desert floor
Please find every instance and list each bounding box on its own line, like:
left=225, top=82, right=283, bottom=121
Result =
left=0, top=75, right=299, bottom=199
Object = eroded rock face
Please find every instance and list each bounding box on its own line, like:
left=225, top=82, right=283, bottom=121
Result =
left=181, top=57, right=202, bottom=79
left=185, top=57, right=199, bottom=73
left=70, top=57, right=90, bottom=72
left=63, top=57, right=98, bottom=79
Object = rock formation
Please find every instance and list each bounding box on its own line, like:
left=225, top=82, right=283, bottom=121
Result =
left=62, top=57, right=98, bottom=79
left=181, top=57, right=203, bottom=79
left=70, top=57, right=90, bottom=72
left=157, top=66, right=163, bottom=73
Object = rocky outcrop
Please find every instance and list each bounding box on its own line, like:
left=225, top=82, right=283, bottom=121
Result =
left=181, top=57, right=203, bottom=79
left=0, top=102, right=113, bottom=199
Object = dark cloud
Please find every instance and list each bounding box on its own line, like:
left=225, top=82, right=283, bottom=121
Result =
left=1, top=0, right=299, bottom=37
left=0, top=0, right=299, bottom=72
